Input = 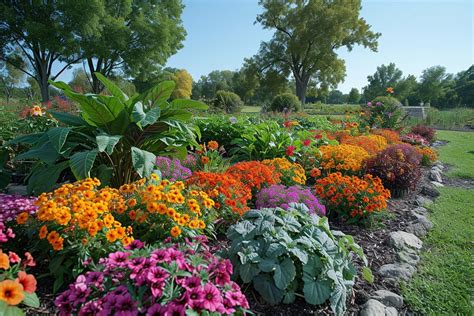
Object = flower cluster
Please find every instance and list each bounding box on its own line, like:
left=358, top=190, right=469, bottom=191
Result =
left=262, top=158, right=306, bottom=185
left=318, top=144, right=370, bottom=174
left=155, top=156, right=192, bottom=181
left=181, top=154, right=198, bottom=171
left=417, top=146, right=438, bottom=166
left=365, top=144, right=422, bottom=193
left=411, top=125, right=436, bottom=143
left=401, top=133, right=429, bottom=146
left=371, top=129, right=401, bottom=144
left=187, top=172, right=251, bottom=216
left=55, top=239, right=249, bottom=315
left=255, top=184, right=326, bottom=216
left=342, top=135, right=388, bottom=156
left=118, top=176, right=212, bottom=241
left=315, top=172, right=390, bottom=220
left=195, top=140, right=227, bottom=172
left=28, top=178, right=133, bottom=251
left=225, top=161, right=281, bottom=191
left=360, top=96, right=403, bottom=129
left=0, top=194, right=38, bottom=243
left=0, top=250, right=39, bottom=312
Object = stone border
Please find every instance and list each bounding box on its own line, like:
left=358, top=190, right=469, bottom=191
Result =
left=359, top=162, right=444, bottom=316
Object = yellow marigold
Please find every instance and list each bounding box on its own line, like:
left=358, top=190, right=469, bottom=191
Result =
left=319, top=144, right=370, bottom=174
left=262, top=158, right=306, bottom=185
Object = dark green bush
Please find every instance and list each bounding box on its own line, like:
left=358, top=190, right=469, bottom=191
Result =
left=214, top=90, right=243, bottom=113
left=270, top=93, right=301, bottom=112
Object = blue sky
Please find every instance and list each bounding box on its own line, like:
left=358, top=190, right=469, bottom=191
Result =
left=58, top=0, right=473, bottom=93
left=165, top=0, right=473, bottom=93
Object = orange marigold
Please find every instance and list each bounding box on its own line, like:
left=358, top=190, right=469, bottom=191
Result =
left=319, top=144, right=370, bottom=174
left=225, top=161, right=281, bottom=191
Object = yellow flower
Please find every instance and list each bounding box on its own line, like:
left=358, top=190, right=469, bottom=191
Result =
left=170, top=226, right=182, bottom=238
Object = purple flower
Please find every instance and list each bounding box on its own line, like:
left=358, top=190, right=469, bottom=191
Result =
left=155, top=157, right=192, bottom=181
left=163, top=302, right=185, bottom=316
left=108, top=252, right=130, bottom=267
left=201, top=283, right=223, bottom=312
left=146, top=303, right=163, bottom=316
left=147, top=266, right=169, bottom=283
left=376, top=101, right=382, bottom=106
left=115, top=294, right=138, bottom=315
left=185, top=287, right=205, bottom=309
left=125, top=240, right=144, bottom=250
left=181, top=276, right=201, bottom=290
left=367, top=102, right=372, bottom=107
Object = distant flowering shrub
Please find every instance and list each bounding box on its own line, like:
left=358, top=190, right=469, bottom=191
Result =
left=365, top=144, right=422, bottom=193
left=371, top=129, right=401, bottom=144
left=55, top=238, right=249, bottom=315
left=411, top=125, right=436, bottom=143
left=315, top=172, right=390, bottom=220
left=262, top=158, right=306, bottom=185
left=401, top=133, right=429, bottom=146
left=255, top=184, right=326, bottom=216
left=318, top=144, right=370, bottom=174
left=341, top=135, right=388, bottom=156
left=155, top=156, right=192, bottom=181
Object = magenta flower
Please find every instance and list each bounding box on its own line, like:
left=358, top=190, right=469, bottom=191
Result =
left=147, top=267, right=169, bottom=283
left=146, top=303, right=163, bottom=316
left=185, top=286, right=205, bottom=309
left=108, top=252, right=130, bottom=267
left=201, top=283, right=223, bottom=312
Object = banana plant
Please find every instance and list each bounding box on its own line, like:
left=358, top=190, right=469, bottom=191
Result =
left=10, top=73, right=207, bottom=194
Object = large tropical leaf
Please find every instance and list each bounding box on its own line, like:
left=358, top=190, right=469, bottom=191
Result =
left=96, top=135, right=122, bottom=155
left=6, top=133, right=44, bottom=145
left=94, top=72, right=128, bottom=102
left=131, top=147, right=156, bottom=178
left=47, top=127, right=72, bottom=153
left=303, top=279, right=332, bottom=305
left=138, top=81, right=175, bottom=108
left=273, top=257, right=296, bottom=290
left=15, top=142, right=60, bottom=165
left=253, top=274, right=285, bottom=305
left=48, top=111, right=87, bottom=127
left=26, top=161, right=69, bottom=195
left=69, top=149, right=99, bottom=179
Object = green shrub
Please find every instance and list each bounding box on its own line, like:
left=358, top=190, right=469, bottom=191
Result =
left=225, top=204, right=372, bottom=315
left=214, top=90, right=243, bottom=113
left=270, top=93, right=301, bottom=112
left=360, top=96, right=404, bottom=128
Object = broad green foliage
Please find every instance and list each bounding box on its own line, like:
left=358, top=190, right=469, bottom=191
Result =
left=10, top=74, right=207, bottom=194
left=225, top=204, right=372, bottom=315
left=269, top=93, right=301, bottom=112
left=214, top=90, right=243, bottom=114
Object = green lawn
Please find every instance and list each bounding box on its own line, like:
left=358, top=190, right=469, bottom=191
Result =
left=401, top=130, right=474, bottom=315
left=436, top=130, right=474, bottom=178
left=240, top=105, right=262, bottom=113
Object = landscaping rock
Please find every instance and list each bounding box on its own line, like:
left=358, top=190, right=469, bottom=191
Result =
left=431, top=181, right=444, bottom=187
left=429, top=168, right=443, bottom=183
left=371, top=290, right=404, bottom=308
left=411, top=206, right=429, bottom=216
left=387, top=231, right=423, bottom=251
left=413, top=195, right=426, bottom=206
left=406, top=222, right=428, bottom=237
left=385, top=306, right=399, bottom=316
left=6, top=184, right=27, bottom=196
left=379, top=263, right=416, bottom=281
left=421, top=185, right=440, bottom=197
left=412, top=213, right=433, bottom=230
left=359, top=299, right=386, bottom=316
left=397, top=248, right=421, bottom=266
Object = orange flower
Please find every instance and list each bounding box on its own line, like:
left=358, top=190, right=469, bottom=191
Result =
left=310, top=168, right=321, bottom=178
left=39, top=225, right=48, bottom=239
left=0, top=251, right=10, bottom=270
left=207, top=141, right=219, bottom=150
left=30, top=105, right=43, bottom=116
left=201, top=156, right=210, bottom=164
left=0, top=280, right=24, bottom=305
left=170, top=225, right=182, bottom=238
left=386, top=87, right=394, bottom=94
left=16, top=212, right=29, bottom=224
left=16, top=271, right=37, bottom=294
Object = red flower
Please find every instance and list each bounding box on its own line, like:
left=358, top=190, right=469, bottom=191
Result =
left=285, top=146, right=295, bottom=156
left=16, top=271, right=37, bottom=294
left=302, top=139, right=311, bottom=146
left=283, top=121, right=291, bottom=128
left=8, top=252, right=20, bottom=264
left=315, top=134, right=322, bottom=139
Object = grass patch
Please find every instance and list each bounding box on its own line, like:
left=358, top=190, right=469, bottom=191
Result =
left=401, top=129, right=474, bottom=315
left=240, top=105, right=262, bottom=113
left=436, top=130, right=474, bottom=179
left=401, top=187, right=474, bottom=315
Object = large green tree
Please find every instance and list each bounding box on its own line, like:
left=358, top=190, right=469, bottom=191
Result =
left=347, top=88, right=360, bottom=104
left=253, top=0, right=379, bottom=105
left=192, top=70, right=235, bottom=100
left=418, top=66, right=453, bottom=107
left=0, top=1, right=103, bottom=102
left=363, top=63, right=403, bottom=100
left=454, top=65, right=473, bottom=107
left=0, top=59, right=24, bottom=102
left=81, top=0, right=186, bottom=93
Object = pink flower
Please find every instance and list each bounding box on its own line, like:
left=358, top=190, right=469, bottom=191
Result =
left=201, top=283, right=223, bottom=312
left=303, top=139, right=311, bottom=146
left=8, top=251, right=21, bottom=263
left=185, top=287, right=205, bottom=309
left=147, top=267, right=169, bottom=283
left=181, top=276, right=202, bottom=290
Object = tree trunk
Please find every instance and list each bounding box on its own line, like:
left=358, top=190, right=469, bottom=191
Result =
left=87, top=58, right=105, bottom=94
left=295, top=77, right=308, bottom=108
left=39, top=77, right=50, bottom=103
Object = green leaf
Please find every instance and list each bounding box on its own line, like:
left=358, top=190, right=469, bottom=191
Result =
left=15, top=142, right=59, bottom=165
left=259, top=258, right=277, bottom=272
left=303, top=279, right=332, bottom=305
left=253, top=274, right=284, bottom=305
left=283, top=290, right=296, bottom=304
left=362, top=266, right=374, bottom=283
left=48, top=110, right=87, bottom=126
left=131, top=102, right=146, bottom=125
left=22, top=292, right=40, bottom=308
left=69, top=149, right=98, bottom=179
left=273, top=257, right=296, bottom=290
left=3, top=305, right=25, bottom=316
left=94, top=72, right=128, bottom=102
left=141, top=106, right=161, bottom=127
left=47, top=127, right=71, bottom=153
left=27, top=161, right=69, bottom=195
left=6, top=133, right=44, bottom=145
left=131, top=147, right=156, bottom=178
left=290, top=247, right=308, bottom=264
left=139, top=80, right=175, bottom=108
left=96, top=135, right=122, bottom=155
left=303, top=256, right=323, bottom=278
left=239, top=263, right=259, bottom=283
left=170, top=99, right=208, bottom=110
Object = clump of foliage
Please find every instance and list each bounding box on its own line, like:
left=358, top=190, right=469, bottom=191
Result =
left=194, top=141, right=229, bottom=172
left=318, top=144, right=370, bottom=175
left=55, top=238, right=249, bottom=315
left=416, top=146, right=438, bottom=166
left=214, top=90, right=243, bottom=114
left=225, top=204, right=372, bottom=315
left=410, top=125, right=436, bottom=143
left=314, top=172, right=390, bottom=221
left=360, top=96, right=404, bottom=128
left=255, top=185, right=326, bottom=216
left=155, top=156, right=192, bottom=181
left=269, top=93, right=301, bottom=112
left=262, top=158, right=306, bottom=186
left=365, top=144, right=422, bottom=194
left=10, top=74, right=206, bottom=194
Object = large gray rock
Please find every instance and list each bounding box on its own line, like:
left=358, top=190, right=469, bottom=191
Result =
left=397, top=248, right=420, bottom=266
left=387, top=231, right=423, bottom=251
left=379, top=263, right=416, bottom=281
left=411, top=206, right=429, bottom=217
left=371, top=290, right=404, bottom=308
left=406, top=222, right=428, bottom=237
left=385, top=306, right=399, bottom=316
left=429, top=168, right=443, bottom=183
left=421, top=185, right=440, bottom=197
left=431, top=181, right=444, bottom=188
left=360, top=299, right=386, bottom=316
